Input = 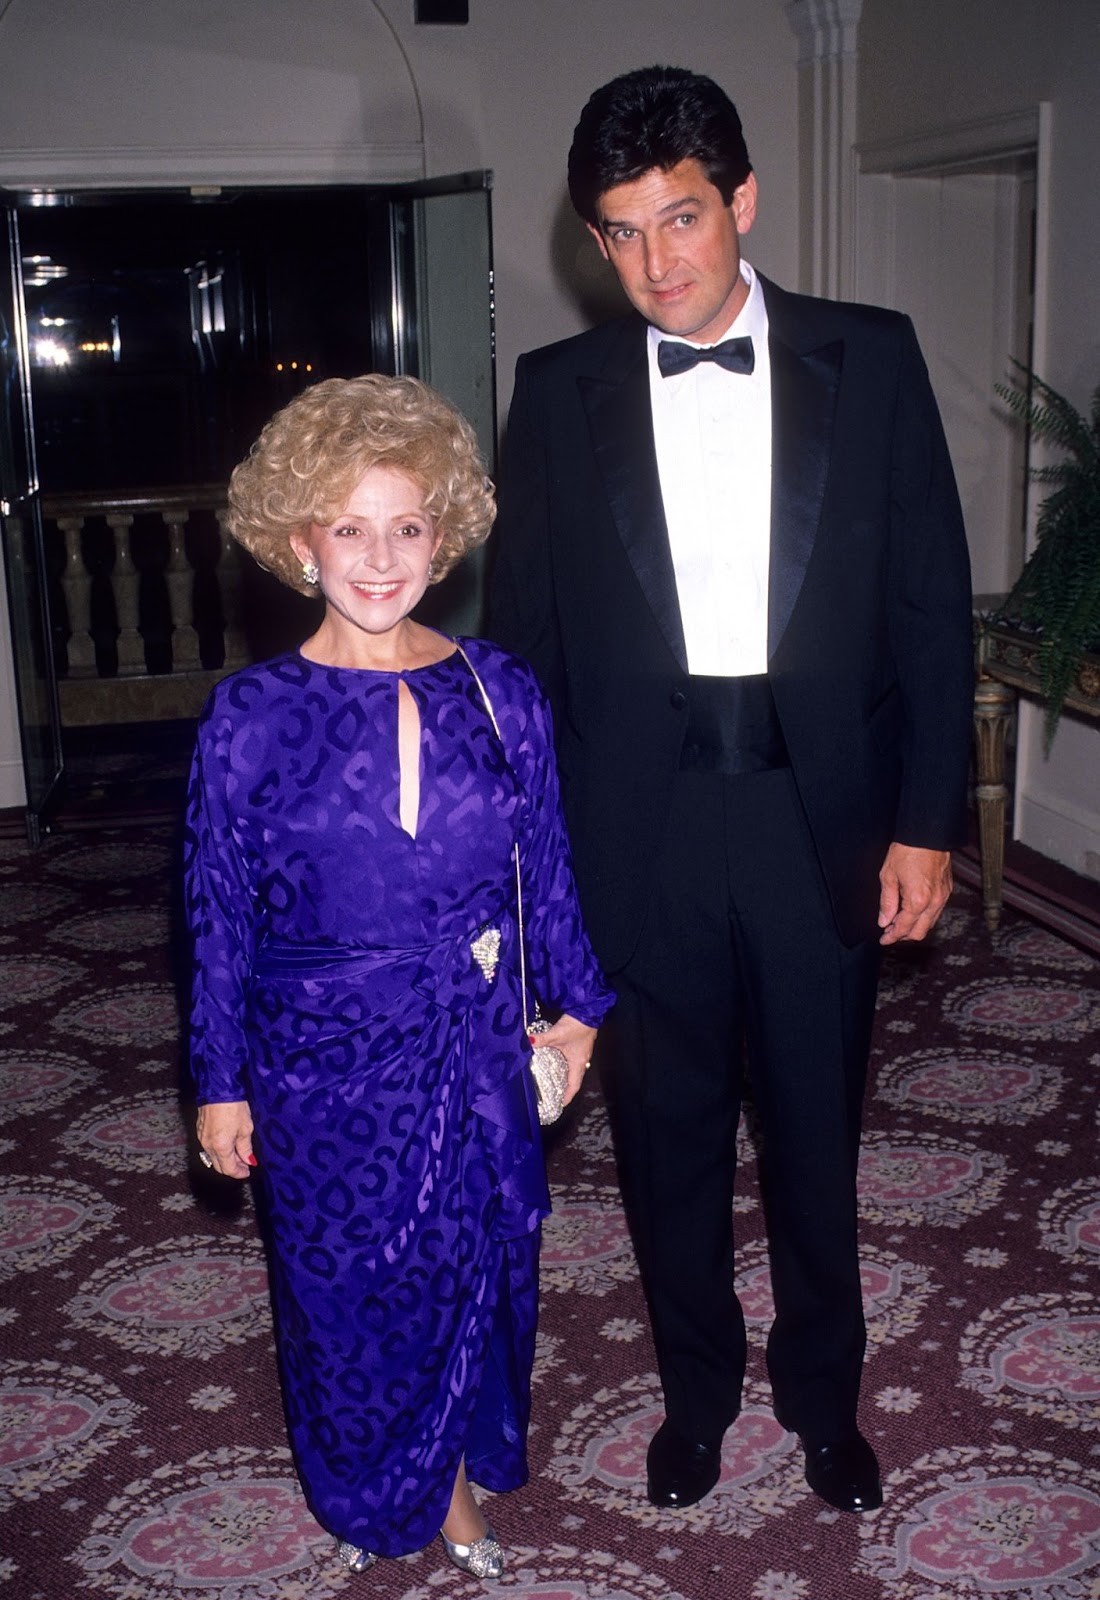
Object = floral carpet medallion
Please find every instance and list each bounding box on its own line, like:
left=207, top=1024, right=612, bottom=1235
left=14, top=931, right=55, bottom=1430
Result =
left=0, top=956, right=85, bottom=1006
left=996, top=923, right=1097, bottom=971
left=1037, top=1179, right=1100, bottom=1262
left=399, top=1558, right=696, bottom=1600
left=44, top=840, right=174, bottom=883
left=0, top=884, right=75, bottom=924
left=942, top=977, right=1098, bottom=1040
left=857, top=1131, right=1010, bottom=1226
left=51, top=984, right=181, bottom=1048
left=735, top=1237, right=938, bottom=1353
left=541, top=1184, right=639, bottom=1297
left=547, top=1372, right=803, bottom=1539
left=59, top=1088, right=188, bottom=1172
left=856, top=1445, right=1100, bottom=1598
left=959, top=1291, right=1100, bottom=1432
left=0, top=1360, right=140, bottom=1510
left=69, top=1445, right=345, bottom=1600
left=49, top=907, right=173, bottom=952
left=873, top=1047, right=1061, bottom=1125
left=0, top=1049, right=99, bottom=1124
left=0, top=1175, right=118, bottom=1282
left=63, top=1237, right=272, bottom=1358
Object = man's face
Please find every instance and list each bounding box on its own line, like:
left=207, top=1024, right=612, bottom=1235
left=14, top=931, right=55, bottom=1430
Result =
left=588, top=157, right=757, bottom=344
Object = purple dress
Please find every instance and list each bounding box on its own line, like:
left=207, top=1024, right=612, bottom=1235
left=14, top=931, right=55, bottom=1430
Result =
left=184, top=638, right=613, bottom=1557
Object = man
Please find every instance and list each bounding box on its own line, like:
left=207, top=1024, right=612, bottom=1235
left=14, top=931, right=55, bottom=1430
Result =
left=488, top=66, right=972, bottom=1515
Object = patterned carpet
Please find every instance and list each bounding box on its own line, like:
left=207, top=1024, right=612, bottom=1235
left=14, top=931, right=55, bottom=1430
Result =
left=1, top=824, right=1098, bottom=1600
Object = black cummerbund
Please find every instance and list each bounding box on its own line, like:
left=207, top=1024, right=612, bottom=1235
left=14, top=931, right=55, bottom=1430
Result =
left=678, top=673, right=789, bottom=776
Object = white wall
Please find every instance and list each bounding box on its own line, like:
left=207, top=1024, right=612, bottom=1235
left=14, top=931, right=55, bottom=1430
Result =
left=853, top=167, right=1032, bottom=598
left=0, top=0, right=424, bottom=184
left=859, top=0, right=1100, bottom=882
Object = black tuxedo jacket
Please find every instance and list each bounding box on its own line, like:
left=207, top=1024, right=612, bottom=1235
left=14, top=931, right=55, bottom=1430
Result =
left=489, top=275, right=974, bottom=968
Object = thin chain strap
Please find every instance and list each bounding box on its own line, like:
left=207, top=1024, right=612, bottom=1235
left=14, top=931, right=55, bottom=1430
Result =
left=455, top=643, right=531, bottom=1034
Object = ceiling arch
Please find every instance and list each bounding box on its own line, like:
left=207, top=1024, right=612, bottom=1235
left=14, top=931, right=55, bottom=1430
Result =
left=0, top=0, right=424, bottom=189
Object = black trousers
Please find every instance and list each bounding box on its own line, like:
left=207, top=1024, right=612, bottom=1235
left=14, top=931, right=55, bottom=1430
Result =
left=602, top=764, right=880, bottom=1445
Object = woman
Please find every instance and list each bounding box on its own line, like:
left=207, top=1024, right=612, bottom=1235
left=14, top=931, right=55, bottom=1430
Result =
left=185, top=374, right=613, bottom=1577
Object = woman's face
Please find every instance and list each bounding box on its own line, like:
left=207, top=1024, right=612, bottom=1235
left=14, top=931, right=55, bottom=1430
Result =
left=290, top=464, right=443, bottom=642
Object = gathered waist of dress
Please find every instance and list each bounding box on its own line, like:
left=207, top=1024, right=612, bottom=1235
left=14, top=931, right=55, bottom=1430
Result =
left=252, top=940, right=399, bottom=977
left=252, top=917, right=513, bottom=981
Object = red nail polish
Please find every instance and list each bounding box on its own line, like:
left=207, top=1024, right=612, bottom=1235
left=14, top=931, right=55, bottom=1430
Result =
left=246, top=1153, right=258, bottom=1167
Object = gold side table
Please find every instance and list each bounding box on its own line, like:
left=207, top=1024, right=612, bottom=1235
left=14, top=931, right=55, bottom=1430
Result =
left=973, top=620, right=1100, bottom=931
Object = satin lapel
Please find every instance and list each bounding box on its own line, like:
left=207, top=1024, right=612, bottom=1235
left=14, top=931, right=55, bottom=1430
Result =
left=767, top=326, right=843, bottom=661
left=578, top=327, right=688, bottom=672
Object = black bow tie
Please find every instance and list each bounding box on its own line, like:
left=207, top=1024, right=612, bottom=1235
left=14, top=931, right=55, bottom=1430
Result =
left=657, top=335, right=755, bottom=378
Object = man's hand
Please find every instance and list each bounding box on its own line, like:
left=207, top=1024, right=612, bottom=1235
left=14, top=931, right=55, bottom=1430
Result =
left=878, top=843, right=953, bottom=945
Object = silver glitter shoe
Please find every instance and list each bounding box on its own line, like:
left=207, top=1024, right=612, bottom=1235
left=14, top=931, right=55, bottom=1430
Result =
left=334, top=1537, right=376, bottom=1572
left=441, top=1523, right=505, bottom=1579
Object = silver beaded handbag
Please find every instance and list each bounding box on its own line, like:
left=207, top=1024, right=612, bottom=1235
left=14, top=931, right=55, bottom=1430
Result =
left=457, top=644, right=569, bottom=1126
left=526, top=1023, right=568, bottom=1125
left=518, top=906, right=569, bottom=1127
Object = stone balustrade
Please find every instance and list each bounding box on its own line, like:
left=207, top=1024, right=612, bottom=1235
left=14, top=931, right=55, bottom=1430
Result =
left=42, top=486, right=250, bottom=726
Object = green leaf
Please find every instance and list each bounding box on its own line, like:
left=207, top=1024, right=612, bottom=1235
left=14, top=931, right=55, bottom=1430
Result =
left=993, top=365, right=1100, bottom=748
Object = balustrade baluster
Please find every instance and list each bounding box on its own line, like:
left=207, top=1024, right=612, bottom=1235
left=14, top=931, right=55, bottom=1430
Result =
left=107, top=513, right=144, bottom=676
left=56, top=516, right=96, bottom=676
left=164, top=512, right=201, bottom=670
left=216, top=510, right=248, bottom=667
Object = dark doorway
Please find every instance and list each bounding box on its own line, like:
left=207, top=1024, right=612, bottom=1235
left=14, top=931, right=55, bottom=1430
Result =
left=21, top=187, right=387, bottom=495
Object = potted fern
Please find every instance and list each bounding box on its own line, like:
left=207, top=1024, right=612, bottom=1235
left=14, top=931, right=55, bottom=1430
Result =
left=990, top=363, right=1100, bottom=747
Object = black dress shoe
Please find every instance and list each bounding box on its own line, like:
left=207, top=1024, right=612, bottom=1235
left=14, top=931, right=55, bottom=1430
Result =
left=802, top=1433, right=883, bottom=1512
left=646, top=1420, right=722, bottom=1508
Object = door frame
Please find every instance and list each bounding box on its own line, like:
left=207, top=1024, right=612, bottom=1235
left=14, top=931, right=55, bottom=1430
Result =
left=0, top=200, right=64, bottom=840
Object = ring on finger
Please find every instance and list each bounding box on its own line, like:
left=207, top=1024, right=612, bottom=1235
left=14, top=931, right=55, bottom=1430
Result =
left=198, top=1150, right=214, bottom=1169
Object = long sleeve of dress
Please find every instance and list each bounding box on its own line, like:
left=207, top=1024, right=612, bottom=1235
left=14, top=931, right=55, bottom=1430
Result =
left=468, top=642, right=614, bottom=1030
left=183, top=697, right=259, bottom=1104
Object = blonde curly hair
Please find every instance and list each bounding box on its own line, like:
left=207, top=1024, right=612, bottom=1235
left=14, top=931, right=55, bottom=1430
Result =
left=227, top=374, right=495, bottom=594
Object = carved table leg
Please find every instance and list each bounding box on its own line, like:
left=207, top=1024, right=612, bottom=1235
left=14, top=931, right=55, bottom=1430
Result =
left=973, top=676, right=1015, bottom=932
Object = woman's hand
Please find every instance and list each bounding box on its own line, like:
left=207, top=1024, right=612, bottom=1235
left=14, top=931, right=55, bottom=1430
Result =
left=532, top=1013, right=598, bottom=1108
left=196, top=1100, right=256, bottom=1179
